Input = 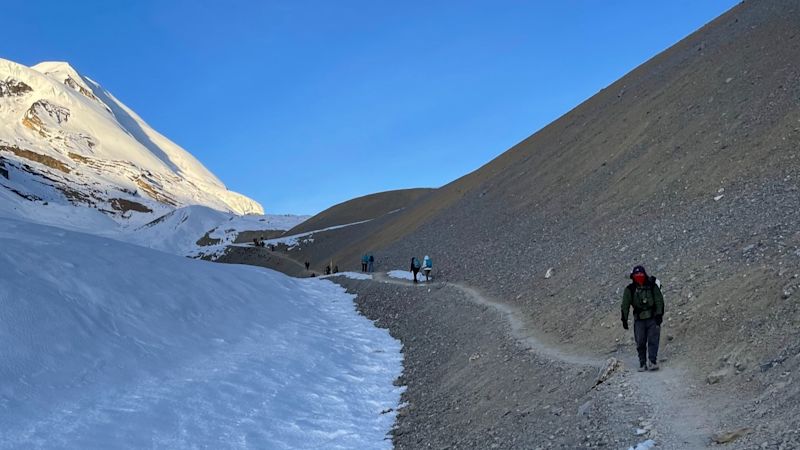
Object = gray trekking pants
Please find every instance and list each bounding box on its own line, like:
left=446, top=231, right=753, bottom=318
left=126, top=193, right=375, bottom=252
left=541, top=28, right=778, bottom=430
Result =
left=634, top=318, right=660, bottom=365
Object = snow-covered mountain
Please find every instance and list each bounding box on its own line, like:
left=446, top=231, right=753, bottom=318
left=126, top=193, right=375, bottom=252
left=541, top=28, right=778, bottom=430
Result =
left=0, top=57, right=263, bottom=221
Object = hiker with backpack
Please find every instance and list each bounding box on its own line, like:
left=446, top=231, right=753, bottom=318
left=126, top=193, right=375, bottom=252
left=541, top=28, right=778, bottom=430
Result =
left=367, top=254, right=375, bottom=272
left=361, top=254, right=369, bottom=272
left=621, top=265, right=664, bottom=372
left=410, top=257, right=421, bottom=283
left=422, top=255, right=433, bottom=281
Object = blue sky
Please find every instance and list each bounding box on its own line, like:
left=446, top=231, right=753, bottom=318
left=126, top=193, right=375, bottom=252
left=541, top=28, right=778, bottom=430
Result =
left=3, top=1, right=739, bottom=215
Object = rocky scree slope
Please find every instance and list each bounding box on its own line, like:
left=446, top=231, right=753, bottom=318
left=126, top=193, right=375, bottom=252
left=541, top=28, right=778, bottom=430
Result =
left=0, top=58, right=262, bottom=227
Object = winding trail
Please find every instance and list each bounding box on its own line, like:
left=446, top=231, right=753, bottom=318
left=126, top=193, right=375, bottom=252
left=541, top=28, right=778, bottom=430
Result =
left=364, top=271, right=718, bottom=449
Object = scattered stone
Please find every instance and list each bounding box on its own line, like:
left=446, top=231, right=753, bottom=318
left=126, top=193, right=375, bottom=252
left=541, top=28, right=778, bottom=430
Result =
left=707, top=368, right=729, bottom=385
left=594, top=357, right=622, bottom=387
left=712, top=427, right=752, bottom=444
left=544, top=268, right=554, bottom=279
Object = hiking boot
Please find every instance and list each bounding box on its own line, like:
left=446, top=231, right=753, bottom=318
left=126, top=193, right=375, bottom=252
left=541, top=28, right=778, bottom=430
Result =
left=638, top=362, right=648, bottom=372
left=649, top=361, right=659, bottom=371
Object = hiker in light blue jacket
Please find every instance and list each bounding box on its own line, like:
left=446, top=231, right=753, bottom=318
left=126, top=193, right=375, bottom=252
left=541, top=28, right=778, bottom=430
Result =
left=422, top=255, right=433, bottom=281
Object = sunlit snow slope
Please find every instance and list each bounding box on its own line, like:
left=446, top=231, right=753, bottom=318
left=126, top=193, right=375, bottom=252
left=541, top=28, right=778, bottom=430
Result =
left=0, top=57, right=262, bottom=218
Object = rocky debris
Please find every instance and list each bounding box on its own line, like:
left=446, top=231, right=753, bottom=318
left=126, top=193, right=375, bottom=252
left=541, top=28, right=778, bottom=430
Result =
left=0, top=78, right=32, bottom=97
left=707, top=368, right=730, bottom=384
left=594, top=357, right=622, bottom=387
left=712, top=427, right=752, bottom=444
left=544, top=267, right=554, bottom=278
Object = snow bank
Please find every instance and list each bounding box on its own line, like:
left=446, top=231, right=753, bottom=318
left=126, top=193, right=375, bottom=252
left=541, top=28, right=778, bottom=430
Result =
left=388, top=269, right=430, bottom=282
left=628, top=439, right=657, bottom=450
left=0, top=218, right=402, bottom=449
left=322, top=272, right=374, bottom=281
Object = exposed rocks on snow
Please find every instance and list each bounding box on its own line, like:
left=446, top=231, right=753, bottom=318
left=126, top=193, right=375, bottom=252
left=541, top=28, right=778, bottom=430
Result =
left=545, top=267, right=554, bottom=278
left=22, top=100, right=70, bottom=137
left=0, top=78, right=32, bottom=97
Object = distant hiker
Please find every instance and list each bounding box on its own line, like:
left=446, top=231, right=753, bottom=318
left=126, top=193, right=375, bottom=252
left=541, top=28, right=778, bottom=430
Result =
left=253, top=238, right=259, bottom=247
left=367, top=254, right=375, bottom=272
left=361, top=254, right=369, bottom=272
left=410, top=257, right=421, bottom=283
left=305, top=261, right=310, bottom=270
left=333, top=265, right=339, bottom=274
left=422, top=255, right=433, bottom=281
left=621, top=265, right=665, bottom=372
left=270, top=244, right=275, bottom=251
left=325, top=265, right=331, bottom=275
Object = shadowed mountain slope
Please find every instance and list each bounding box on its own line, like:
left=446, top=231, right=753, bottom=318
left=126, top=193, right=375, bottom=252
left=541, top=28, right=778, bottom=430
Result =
left=285, top=188, right=433, bottom=235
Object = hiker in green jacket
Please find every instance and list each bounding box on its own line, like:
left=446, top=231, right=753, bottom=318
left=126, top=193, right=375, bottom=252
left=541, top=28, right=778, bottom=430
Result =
left=621, top=265, right=664, bottom=372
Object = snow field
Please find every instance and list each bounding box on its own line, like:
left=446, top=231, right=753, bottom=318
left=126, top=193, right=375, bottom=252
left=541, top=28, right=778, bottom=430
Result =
left=0, top=218, right=402, bottom=449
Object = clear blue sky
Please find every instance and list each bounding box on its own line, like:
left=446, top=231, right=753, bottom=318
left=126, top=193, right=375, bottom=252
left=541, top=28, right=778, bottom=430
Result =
left=3, top=1, right=739, bottom=215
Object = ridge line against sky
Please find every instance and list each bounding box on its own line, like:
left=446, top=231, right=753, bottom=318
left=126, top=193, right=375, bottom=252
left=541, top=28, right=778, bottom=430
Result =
left=3, top=0, right=740, bottom=215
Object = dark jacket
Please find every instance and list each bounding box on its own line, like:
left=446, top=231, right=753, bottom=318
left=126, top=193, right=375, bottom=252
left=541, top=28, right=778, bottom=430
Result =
left=621, top=279, right=664, bottom=321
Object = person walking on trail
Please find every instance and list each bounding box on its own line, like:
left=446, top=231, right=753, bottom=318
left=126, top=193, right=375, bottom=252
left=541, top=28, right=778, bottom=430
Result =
left=422, top=255, right=433, bottom=281
left=410, top=257, right=421, bottom=283
left=361, top=254, right=369, bottom=272
left=367, top=254, right=375, bottom=273
left=621, top=265, right=665, bottom=372
left=304, top=261, right=310, bottom=271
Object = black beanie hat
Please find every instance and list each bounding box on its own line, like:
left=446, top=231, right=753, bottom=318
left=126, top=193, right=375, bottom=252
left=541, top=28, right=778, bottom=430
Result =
left=630, top=265, right=647, bottom=279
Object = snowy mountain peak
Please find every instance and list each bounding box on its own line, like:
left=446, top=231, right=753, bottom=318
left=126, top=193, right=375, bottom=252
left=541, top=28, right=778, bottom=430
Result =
left=32, top=61, right=88, bottom=88
left=0, top=57, right=264, bottom=220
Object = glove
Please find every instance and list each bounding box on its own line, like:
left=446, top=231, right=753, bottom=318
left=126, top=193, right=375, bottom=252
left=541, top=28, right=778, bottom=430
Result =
left=621, top=319, right=629, bottom=330
left=654, top=315, right=663, bottom=326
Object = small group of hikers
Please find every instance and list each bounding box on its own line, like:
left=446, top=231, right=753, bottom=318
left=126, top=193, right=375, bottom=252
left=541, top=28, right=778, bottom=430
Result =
left=252, top=237, right=276, bottom=251
left=621, top=265, right=664, bottom=372
left=409, top=255, right=433, bottom=283
left=361, top=254, right=375, bottom=272
left=304, top=260, right=338, bottom=276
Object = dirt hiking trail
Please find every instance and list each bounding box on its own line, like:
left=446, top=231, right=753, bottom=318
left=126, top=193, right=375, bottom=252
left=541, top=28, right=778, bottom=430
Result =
left=365, top=271, right=719, bottom=449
